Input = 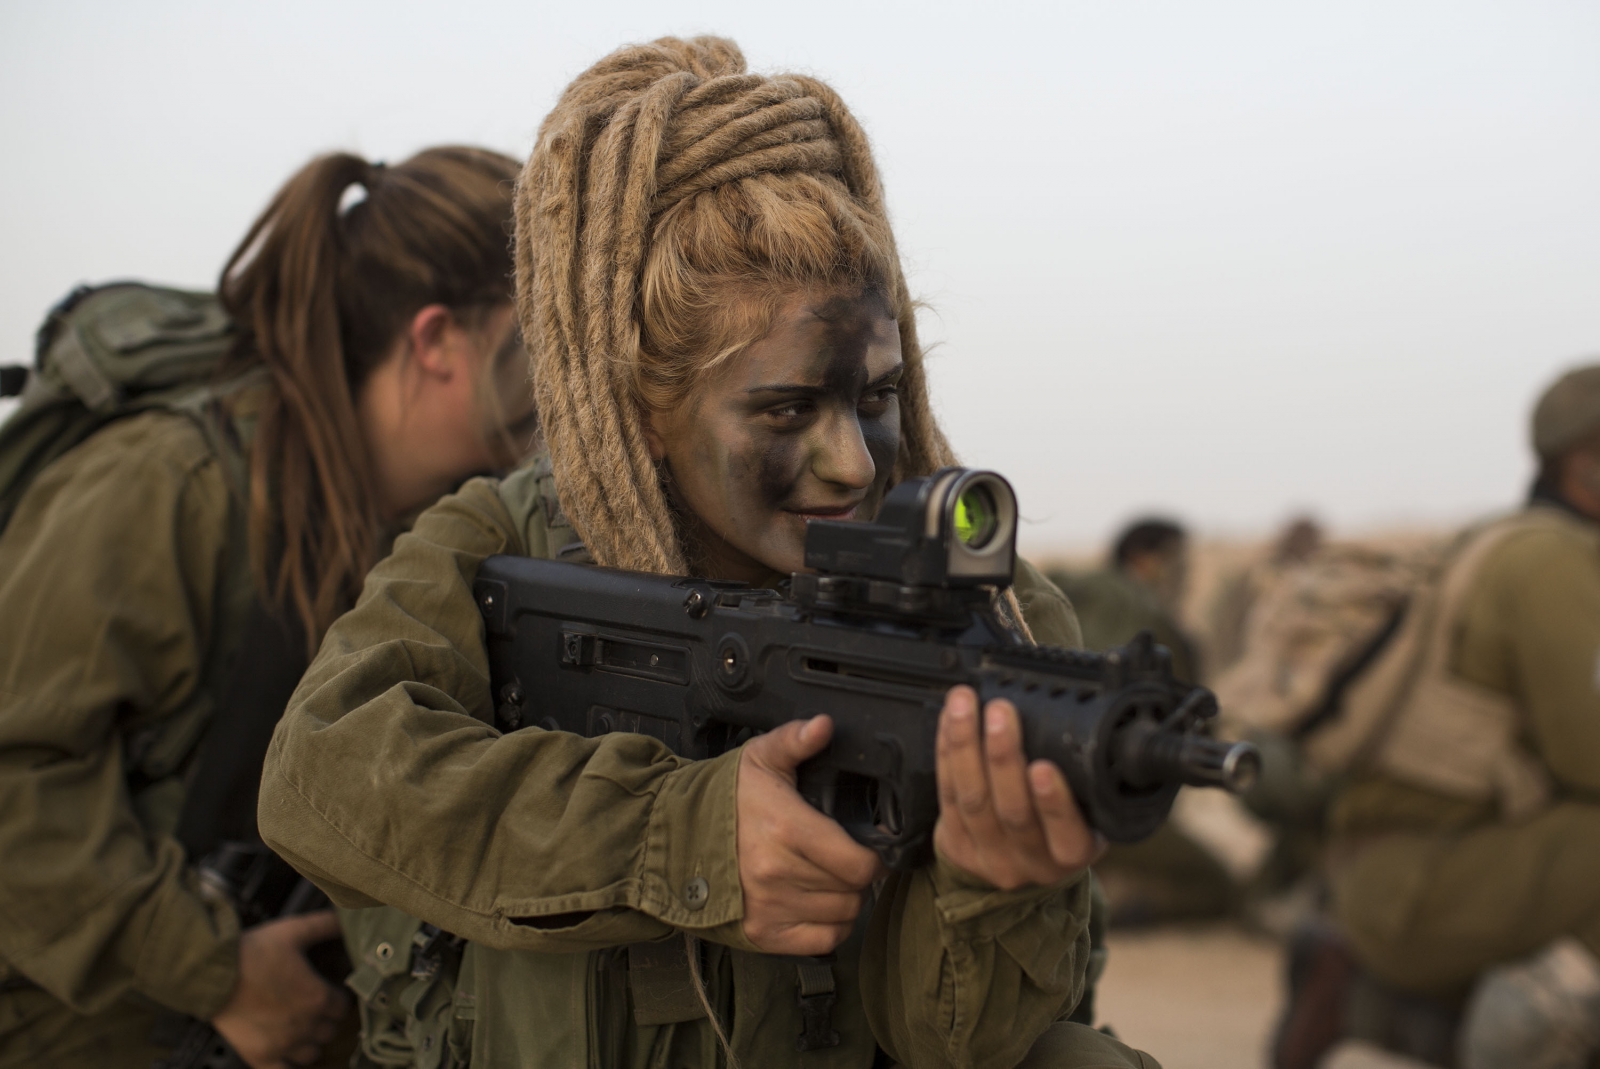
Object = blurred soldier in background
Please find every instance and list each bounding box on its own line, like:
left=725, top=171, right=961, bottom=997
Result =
left=1052, top=519, right=1235, bottom=926
left=1056, top=518, right=1199, bottom=684
left=1275, top=364, right=1600, bottom=1069
left=1206, top=516, right=1324, bottom=677
left=1209, top=522, right=1436, bottom=916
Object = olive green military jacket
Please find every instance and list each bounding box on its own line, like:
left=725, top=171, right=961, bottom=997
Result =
left=0, top=411, right=250, bottom=1022
left=1050, top=568, right=1198, bottom=685
left=258, top=460, right=1115, bottom=1069
left=1332, top=503, right=1600, bottom=835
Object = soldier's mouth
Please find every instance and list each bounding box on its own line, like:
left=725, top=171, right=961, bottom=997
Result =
left=787, top=504, right=861, bottom=522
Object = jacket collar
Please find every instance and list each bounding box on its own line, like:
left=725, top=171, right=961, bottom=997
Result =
left=1528, top=476, right=1598, bottom=527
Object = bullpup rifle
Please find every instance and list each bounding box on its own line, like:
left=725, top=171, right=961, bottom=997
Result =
left=476, top=468, right=1259, bottom=869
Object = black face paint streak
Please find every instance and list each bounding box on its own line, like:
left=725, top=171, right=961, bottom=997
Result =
left=756, top=433, right=804, bottom=512
left=650, top=287, right=904, bottom=585
left=857, top=413, right=899, bottom=519
left=810, top=291, right=880, bottom=405
left=809, top=291, right=900, bottom=511
left=734, top=290, right=898, bottom=512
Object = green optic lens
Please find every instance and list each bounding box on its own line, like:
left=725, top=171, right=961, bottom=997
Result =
left=953, top=484, right=998, bottom=548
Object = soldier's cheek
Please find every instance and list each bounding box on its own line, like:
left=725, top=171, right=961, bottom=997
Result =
left=751, top=432, right=807, bottom=514
left=859, top=409, right=901, bottom=516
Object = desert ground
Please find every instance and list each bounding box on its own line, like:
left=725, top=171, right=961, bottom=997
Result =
left=1097, top=924, right=1431, bottom=1069
left=1097, top=923, right=1283, bottom=1067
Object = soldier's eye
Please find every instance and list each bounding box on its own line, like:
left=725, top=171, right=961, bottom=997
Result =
left=766, top=400, right=812, bottom=421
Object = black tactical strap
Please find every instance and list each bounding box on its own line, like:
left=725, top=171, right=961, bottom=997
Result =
left=794, top=957, right=841, bottom=1051
left=173, top=600, right=309, bottom=860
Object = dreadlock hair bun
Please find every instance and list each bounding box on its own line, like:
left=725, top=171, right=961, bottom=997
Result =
left=515, top=35, right=955, bottom=574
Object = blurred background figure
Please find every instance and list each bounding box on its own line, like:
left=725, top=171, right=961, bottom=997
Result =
left=1207, top=518, right=1437, bottom=926
left=1207, top=516, right=1326, bottom=677
left=1051, top=518, right=1237, bottom=927
left=1272, top=363, right=1600, bottom=1069
left=1055, top=518, right=1200, bottom=682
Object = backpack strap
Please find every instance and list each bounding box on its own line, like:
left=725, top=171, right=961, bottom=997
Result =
left=1328, top=509, right=1578, bottom=816
left=794, top=957, right=841, bottom=1051
left=117, top=368, right=271, bottom=822
left=172, top=597, right=310, bottom=860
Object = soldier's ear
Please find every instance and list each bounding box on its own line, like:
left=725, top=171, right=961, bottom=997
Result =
left=405, top=304, right=463, bottom=382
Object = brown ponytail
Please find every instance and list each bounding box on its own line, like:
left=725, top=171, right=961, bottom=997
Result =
left=220, top=146, right=519, bottom=644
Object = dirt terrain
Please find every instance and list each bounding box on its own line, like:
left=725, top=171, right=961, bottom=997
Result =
left=1096, top=925, right=1431, bottom=1069
left=1097, top=925, right=1282, bottom=1068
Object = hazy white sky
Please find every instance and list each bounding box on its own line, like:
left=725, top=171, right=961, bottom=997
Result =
left=3, top=1, right=1597, bottom=553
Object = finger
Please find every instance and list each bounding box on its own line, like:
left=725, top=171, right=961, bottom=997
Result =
left=745, top=715, right=833, bottom=779
left=1028, top=760, right=1097, bottom=869
left=939, top=688, right=991, bottom=819
left=743, top=802, right=878, bottom=894
left=983, top=701, right=1037, bottom=835
left=763, top=921, right=856, bottom=958
left=936, top=688, right=962, bottom=814
left=748, top=888, right=864, bottom=927
left=279, top=909, right=340, bottom=947
left=319, top=983, right=352, bottom=1021
left=286, top=1043, right=323, bottom=1068
left=788, top=810, right=883, bottom=890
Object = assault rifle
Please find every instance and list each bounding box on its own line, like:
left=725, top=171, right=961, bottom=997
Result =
left=476, top=468, right=1258, bottom=869
left=152, top=844, right=335, bottom=1069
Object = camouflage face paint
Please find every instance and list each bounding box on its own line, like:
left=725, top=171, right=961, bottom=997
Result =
left=651, top=288, right=903, bottom=584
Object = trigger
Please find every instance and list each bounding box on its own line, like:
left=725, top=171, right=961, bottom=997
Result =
left=795, top=760, right=839, bottom=816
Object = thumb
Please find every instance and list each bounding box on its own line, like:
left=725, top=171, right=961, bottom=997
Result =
left=278, top=909, right=341, bottom=948
left=746, top=715, right=833, bottom=777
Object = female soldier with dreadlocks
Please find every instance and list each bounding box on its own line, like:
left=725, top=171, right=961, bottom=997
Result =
left=260, top=38, right=1159, bottom=1068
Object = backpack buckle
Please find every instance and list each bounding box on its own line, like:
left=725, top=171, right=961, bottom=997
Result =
left=794, top=958, right=841, bottom=1051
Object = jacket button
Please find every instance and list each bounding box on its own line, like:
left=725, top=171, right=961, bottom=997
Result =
left=684, top=876, right=710, bottom=910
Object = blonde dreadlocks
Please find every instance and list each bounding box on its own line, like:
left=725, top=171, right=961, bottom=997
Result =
left=514, top=36, right=955, bottom=574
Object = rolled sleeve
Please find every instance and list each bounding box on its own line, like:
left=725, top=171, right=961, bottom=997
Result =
left=259, top=478, right=750, bottom=953
left=857, top=562, right=1093, bottom=1069
left=864, top=856, right=1091, bottom=1069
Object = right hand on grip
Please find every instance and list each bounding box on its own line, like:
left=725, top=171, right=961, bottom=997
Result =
left=737, top=716, right=886, bottom=956
left=211, top=910, right=350, bottom=1069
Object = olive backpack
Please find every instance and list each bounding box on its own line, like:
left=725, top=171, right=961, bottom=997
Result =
left=0, top=281, right=241, bottom=536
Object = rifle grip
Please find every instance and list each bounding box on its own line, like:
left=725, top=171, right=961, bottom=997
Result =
left=795, top=758, right=888, bottom=859
left=795, top=758, right=838, bottom=820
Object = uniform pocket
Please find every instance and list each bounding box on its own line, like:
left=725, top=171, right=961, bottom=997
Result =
left=341, top=906, right=427, bottom=1067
